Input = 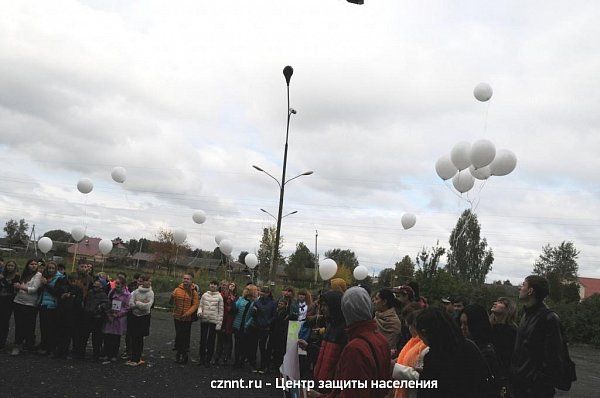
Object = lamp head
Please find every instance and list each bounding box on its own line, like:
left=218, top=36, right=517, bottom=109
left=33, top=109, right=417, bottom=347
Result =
left=283, top=66, right=293, bottom=85
left=253, top=165, right=264, bottom=172
left=302, top=171, right=314, bottom=176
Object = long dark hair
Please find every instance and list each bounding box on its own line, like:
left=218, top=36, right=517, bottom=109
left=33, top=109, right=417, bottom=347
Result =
left=377, top=288, right=401, bottom=310
left=2, top=260, right=18, bottom=277
left=416, top=307, right=464, bottom=357
left=462, top=304, right=493, bottom=345
left=20, top=259, right=39, bottom=283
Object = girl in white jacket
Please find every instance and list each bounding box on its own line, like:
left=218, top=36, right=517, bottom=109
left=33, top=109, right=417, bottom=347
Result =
left=197, top=280, right=223, bottom=367
left=12, top=259, right=43, bottom=355
left=126, top=275, right=154, bottom=366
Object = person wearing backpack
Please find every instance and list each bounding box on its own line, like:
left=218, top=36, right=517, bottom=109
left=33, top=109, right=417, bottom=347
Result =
left=511, top=275, right=575, bottom=398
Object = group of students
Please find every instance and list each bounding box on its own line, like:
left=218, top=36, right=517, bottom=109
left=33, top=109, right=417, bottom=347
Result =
left=0, top=258, right=154, bottom=366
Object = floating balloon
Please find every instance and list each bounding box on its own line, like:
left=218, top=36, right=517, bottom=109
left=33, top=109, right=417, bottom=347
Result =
left=489, top=149, right=517, bottom=176
left=245, top=253, right=259, bottom=269
left=452, top=170, right=475, bottom=193
left=435, top=156, right=458, bottom=180
left=77, top=178, right=93, bottom=194
left=470, top=139, right=496, bottom=169
left=450, top=142, right=472, bottom=171
left=71, top=227, right=85, bottom=242
left=173, top=229, right=187, bottom=245
left=219, top=239, right=233, bottom=256
left=353, top=265, right=369, bottom=281
left=192, top=210, right=206, bottom=225
left=474, top=82, right=493, bottom=102
left=401, top=213, right=417, bottom=230
left=469, top=165, right=491, bottom=180
left=111, top=167, right=126, bottom=183
left=98, top=239, right=113, bottom=255
left=319, top=258, right=338, bottom=281
left=215, top=232, right=227, bottom=245
left=38, top=237, right=53, bottom=254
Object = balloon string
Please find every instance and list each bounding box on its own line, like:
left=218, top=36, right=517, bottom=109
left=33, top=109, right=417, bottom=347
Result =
left=484, top=100, right=491, bottom=133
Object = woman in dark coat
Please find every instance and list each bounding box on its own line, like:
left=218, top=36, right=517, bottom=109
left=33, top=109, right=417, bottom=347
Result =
left=313, top=290, right=347, bottom=383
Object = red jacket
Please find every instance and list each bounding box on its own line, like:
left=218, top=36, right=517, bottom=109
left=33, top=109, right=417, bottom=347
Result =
left=325, top=319, right=391, bottom=398
left=220, top=291, right=236, bottom=335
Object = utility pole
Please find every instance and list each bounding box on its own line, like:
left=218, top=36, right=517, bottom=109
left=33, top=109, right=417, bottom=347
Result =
left=314, top=229, right=319, bottom=283
left=25, top=224, right=38, bottom=257
left=136, top=239, right=144, bottom=269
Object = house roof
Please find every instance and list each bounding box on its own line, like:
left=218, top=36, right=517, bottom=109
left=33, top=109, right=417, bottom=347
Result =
left=130, top=252, right=157, bottom=262
left=68, top=238, right=102, bottom=256
left=579, top=277, right=600, bottom=299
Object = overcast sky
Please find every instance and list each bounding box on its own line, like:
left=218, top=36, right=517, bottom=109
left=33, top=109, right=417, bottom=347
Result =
left=1, top=0, right=599, bottom=283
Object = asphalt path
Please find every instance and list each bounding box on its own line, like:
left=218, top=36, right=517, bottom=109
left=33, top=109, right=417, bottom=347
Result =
left=1, top=310, right=598, bottom=397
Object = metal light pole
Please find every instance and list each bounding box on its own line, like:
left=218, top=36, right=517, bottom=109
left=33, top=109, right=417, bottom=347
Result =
left=252, top=65, right=314, bottom=283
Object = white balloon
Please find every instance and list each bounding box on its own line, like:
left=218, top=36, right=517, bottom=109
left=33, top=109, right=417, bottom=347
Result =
left=435, top=156, right=458, bottom=180
left=219, top=239, right=234, bottom=256
left=77, top=178, right=93, bottom=194
left=401, top=213, right=417, bottom=230
left=111, top=167, right=127, bottom=183
left=474, top=82, right=493, bottom=102
left=173, top=229, right=187, bottom=245
left=450, top=142, right=472, bottom=171
left=452, top=170, right=475, bottom=193
left=470, top=139, right=496, bottom=169
left=98, top=239, right=113, bottom=255
left=469, top=165, right=491, bottom=180
left=353, top=265, right=369, bottom=281
left=71, top=227, right=85, bottom=242
left=215, top=232, right=227, bottom=245
left=245, top=253, right=259, bottom=269
left=38, top=237, right=53, bottom=254
left=192, top=210, right=206, bottom=224
left=489, top=149, right=517, bottom=176
left=319, top=258, right=338, bottom=281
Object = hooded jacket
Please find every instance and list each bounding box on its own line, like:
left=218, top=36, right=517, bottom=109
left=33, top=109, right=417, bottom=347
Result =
left=254, top=295, right=276, bottom=329
left=232, top=296, right=255, bottom=332
left=198, top=290, right=224, bottom=329
left=171, top=283, right=199, bottom=321
left=84, top=286, right=110, bottom=317
left=129, top=286, right=154, bottom=317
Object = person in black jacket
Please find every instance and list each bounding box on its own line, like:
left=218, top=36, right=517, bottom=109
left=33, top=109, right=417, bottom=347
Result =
left=511, top=275, right=565, bottom=398
left=489, top=297, right=517, bottom=382
left=460, top=304, right=503, bottom=398
left=0, top=261, right=20, bottom=350
left=75, top=279, right=109, bottom=361
left=415, top=307, right=489, bottom=398
left=54, top=273, right=84, bottom=358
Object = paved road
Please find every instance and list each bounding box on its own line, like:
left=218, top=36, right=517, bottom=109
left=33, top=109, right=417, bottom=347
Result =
left=1, top=310, right=598, bottom=397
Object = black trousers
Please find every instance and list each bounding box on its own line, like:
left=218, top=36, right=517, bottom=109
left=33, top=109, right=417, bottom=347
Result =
left=199, top=322, right=217, bottom=363
left=174, top=319, right=192, bottom=354
left=77, top=315, right=104, bottom=359
left=268, top=328, right=286, bottom=370
left=0, top=298, right=13, bottom=348
left=39, top=307, right=58, bottom=352
left=257, top=328, right=271, bottom=370
left=102, top=334, right=121, bottom=359
left=214, top=330, right=233, bottom=364
left=131, top=334, right=144, bottom=362
left=13, top=303, right=37, bottom=349
left=234, top=329, right=252, bottom=366
left=54, top=312, right=76, bottom=358
left=247, top=327, right=259, bottom=366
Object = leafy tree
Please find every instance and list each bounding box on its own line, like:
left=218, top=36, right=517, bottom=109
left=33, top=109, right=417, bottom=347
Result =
left=286, top=242, right=315, bottom=281
left=415, top=241, right=446, bottom=280
left=533, top=241, right=580, bottom=302
left=238, top=251, right=249, bottom=264
left=331, top=264, right=353, bottom=285
left=43, top=229, right=71, bottom=242
left=3, top=218, right=29, bottom=246
left=446, top=210, right=494, bottom=284
left=378, top=268, right=395, bottom=287
left=257, top=226, right=283, bottom=281
left=324, top=248, right=359, bottom=270
left=151, top=229, right=190, bottom=275
left=395, top=255, right=415, bottom=285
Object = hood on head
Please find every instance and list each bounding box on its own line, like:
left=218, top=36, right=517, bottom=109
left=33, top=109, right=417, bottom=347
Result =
left=342, top=286, right=373, bottom=326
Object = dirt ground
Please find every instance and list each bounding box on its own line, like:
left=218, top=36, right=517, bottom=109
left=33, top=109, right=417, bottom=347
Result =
left=0, top=310, right=598, bottom=397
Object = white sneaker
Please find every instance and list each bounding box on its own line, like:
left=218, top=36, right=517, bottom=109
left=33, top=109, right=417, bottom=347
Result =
left=11, top=347, right=20, bottom=356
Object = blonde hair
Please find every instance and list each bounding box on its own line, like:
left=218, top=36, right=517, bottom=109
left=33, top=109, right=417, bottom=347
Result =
left=489, top=296, right=518, bottom=327
left=243, top=284, right=258, bottom=300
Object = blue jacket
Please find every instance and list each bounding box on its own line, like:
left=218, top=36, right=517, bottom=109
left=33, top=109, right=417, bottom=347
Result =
left=232, top=297, right=255, bottom=332
left=253, top=296, right=276, bottom=329
left=39, top=272, right=64, bottom=309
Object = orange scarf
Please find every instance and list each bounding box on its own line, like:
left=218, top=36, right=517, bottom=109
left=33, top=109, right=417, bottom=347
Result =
left=394, top=337, right=428, bottom=398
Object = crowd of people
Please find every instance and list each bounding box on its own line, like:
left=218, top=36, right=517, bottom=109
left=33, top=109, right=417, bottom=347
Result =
left=0, top=256, right=575, bottom=398
left=0, top=258, right=154, bottom=366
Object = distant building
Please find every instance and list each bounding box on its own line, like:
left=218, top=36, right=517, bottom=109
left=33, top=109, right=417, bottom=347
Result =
left=578, top=277, right=600, bottom=300
left=67, top=238, right=128, bottom=263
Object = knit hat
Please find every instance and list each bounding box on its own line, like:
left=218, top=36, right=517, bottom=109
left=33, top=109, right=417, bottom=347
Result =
left=341, top=286, right=373, bottom=326
left=330, top=278, right=347, bottom=293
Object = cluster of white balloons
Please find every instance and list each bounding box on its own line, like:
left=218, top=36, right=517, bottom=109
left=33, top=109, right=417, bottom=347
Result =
left=76, top=166, right=128, bottom=195
left=435, top=139, right=517, bottom=193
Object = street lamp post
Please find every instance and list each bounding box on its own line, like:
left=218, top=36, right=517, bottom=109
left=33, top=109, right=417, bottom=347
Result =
left=252, top=65, right=314, bottom=283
